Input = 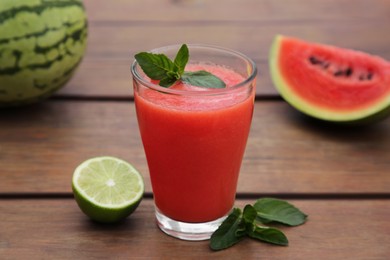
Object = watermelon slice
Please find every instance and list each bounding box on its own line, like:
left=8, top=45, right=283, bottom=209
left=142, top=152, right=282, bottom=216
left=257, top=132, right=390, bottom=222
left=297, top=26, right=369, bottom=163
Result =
left=269, top=35, right=390, bottom=123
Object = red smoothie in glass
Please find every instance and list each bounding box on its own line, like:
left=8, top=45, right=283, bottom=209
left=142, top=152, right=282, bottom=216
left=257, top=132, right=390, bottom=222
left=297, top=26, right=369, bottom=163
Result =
left=134, top=63, right=255, bottom=222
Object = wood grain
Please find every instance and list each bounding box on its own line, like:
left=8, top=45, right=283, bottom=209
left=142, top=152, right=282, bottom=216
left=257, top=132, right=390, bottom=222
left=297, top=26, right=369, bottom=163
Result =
left=54, top=0, right=390, bottom=98
left=82, top=22, right=390, bottom=61
left=0, top=199, right=389, bottom=259
left=1, top=100, right=389, bottom=194
left=84, top=0, right=390, bottom=23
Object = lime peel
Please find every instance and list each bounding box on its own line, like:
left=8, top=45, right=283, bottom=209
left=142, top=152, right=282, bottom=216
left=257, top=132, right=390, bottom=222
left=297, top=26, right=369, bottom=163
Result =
left=72, top=156, right=144, bottom=223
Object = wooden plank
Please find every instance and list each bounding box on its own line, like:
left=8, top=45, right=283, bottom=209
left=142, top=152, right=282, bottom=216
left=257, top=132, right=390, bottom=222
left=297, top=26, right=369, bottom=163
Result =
left=56, top=22, right=390, bottom=97
left=84, top=0, right=390, bottom=22
left=1, top=100, right=389, bottom=194
left=0, top=199, right=389, bottom=259
left=82, top=22, right=390, bottom=60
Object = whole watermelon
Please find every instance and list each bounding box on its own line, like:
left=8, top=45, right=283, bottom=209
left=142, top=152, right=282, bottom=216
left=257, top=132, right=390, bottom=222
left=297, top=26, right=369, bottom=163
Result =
left=0, top=0, right=87, bottom=106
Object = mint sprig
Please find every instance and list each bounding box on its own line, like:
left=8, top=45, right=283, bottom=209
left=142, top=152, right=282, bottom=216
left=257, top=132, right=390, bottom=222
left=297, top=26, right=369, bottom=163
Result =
left=210, top=198, right=307, bottom=251
left=134, top=44, right=226, bottom=88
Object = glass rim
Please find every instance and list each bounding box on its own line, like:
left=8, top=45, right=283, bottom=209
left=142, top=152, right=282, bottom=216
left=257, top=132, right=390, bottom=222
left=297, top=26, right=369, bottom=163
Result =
left=131, top=43, right=257, bottom=96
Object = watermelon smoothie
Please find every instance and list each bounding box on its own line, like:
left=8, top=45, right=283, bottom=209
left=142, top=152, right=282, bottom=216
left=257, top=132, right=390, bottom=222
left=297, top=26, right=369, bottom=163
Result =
left=131, top=44, right=257, bottom=240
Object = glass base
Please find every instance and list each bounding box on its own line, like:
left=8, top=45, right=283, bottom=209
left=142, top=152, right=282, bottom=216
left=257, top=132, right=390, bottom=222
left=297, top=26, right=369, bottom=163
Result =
left=155, top=208, right=228, bottom=241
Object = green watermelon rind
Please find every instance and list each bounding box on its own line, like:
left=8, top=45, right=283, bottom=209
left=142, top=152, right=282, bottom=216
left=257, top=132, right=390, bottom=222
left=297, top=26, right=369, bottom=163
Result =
left=0, top=0, right=88, bottom=107
left=0, top=61, right=79, bottom=106
left=269, top=35, right=390, bottom=124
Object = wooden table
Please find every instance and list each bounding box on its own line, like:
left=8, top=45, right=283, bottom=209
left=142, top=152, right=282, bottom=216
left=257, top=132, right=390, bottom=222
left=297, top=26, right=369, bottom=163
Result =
left=1, top=0, right=390, bottom=259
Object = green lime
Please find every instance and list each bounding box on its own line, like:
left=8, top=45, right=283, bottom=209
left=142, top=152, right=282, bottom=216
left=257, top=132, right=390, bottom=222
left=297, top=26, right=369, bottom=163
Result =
left=72, top=156, right=144, bottom=223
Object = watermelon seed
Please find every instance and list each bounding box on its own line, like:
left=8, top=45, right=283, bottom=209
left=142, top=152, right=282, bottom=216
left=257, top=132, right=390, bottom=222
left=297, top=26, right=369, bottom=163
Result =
left=308, top=56, right=330, bottom=70
left=345, top=68, right=352, bottom=77
left=358, top=72, right=374, bottom=81
left=308, top=57, right=354, bottom=78
left=333, top=68, right=353, bottom=77
left=309, top=56, right=322, bottom=65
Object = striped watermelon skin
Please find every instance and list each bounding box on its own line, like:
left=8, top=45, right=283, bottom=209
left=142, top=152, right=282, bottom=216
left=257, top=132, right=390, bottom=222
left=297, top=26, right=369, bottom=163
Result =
left=0, top=0, right=87, bottom=106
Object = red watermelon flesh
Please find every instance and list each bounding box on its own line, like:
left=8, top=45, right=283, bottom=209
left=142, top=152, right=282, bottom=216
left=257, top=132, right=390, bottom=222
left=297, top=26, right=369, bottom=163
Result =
left=270, top=35, right=390, bottom=122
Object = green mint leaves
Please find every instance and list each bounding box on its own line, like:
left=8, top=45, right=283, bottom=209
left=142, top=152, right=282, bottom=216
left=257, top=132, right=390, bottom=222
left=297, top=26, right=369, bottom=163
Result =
left=210, top=198, right=308, bottom=251
left=134, top=44, right=226, bottom=88
left=253, top=197, right=307, bottom=226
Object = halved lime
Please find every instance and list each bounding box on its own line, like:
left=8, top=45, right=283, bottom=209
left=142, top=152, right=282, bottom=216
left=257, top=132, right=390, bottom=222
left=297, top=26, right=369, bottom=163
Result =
left=72, top=156, right=144, bottom=223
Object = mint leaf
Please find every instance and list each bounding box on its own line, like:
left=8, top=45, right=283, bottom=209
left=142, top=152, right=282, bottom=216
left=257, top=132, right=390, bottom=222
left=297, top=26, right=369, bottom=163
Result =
left=182, top=71, right=226, bottom=89
left=159, top=77, right=178, bottom=88
left=135, top=44, right=226, bottom=89
left=134, top=52, right=179, bottom=81
left=242, top=204, right=288, bottom=246
left=210, top=208, right=245, bottom=251
left=248, top=226, right=288, bottom=246
left=174, top=44, right=189, bottom=75
left=242, top=204, right=257, bottom=231
left=254, top=198, right=308, bottom=226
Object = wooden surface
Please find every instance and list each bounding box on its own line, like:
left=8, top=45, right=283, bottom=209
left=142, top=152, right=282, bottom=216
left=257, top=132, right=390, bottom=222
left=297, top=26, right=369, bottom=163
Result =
left=1, top=200, right=389, bottom=259
left=1, top=0, right=390, bottom=259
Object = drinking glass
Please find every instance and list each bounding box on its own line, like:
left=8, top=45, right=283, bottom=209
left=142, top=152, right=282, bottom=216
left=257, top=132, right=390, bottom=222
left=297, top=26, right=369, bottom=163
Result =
left=131, top=44, right=257, bottom=240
